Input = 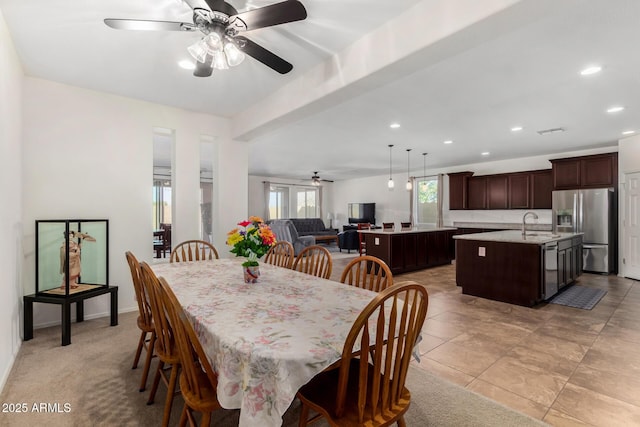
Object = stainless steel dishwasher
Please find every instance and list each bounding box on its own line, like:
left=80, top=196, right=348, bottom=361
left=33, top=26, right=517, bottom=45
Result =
left=543, top=241, right=559, bottom=299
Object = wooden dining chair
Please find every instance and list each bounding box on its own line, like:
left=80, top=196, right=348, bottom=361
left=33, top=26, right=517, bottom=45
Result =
left=170, top=240, right=219, bottom=263
left=140, top=262, right=181, bottom=427
left=264, top=240, right=294, bottom=269
left=157, top=276, right=223, bottom=427
left=125, top=251, right=156, bottom=392
left=340, top=255, right=393, bottom=293
left=296, top=281, right=429, bottom=427
left=382, top=222, right=394, bottom=231
left=357, top=223, right=371, bottom=256
left=292, top=245, right=333, bottom=279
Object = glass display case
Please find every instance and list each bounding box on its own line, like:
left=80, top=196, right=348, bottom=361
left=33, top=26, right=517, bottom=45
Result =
left=36, top=219, right=109, bottom=296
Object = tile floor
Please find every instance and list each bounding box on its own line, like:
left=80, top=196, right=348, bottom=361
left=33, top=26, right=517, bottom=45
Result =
left=330, top=258, right=640, bottom=426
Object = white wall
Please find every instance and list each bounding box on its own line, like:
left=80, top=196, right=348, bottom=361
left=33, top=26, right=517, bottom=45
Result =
left=22, top=78, right=248, bottom=329
left=0, top=8, right=24, bottom=390
left=618, top=135, right=640, bottom=278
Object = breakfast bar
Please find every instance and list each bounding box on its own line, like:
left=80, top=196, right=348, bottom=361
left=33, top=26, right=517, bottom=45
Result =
left=360, top=227, right=457, bottom=274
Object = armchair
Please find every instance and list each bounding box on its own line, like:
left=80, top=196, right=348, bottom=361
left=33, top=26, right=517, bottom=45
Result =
left=269, top=220, right=315, bottom=256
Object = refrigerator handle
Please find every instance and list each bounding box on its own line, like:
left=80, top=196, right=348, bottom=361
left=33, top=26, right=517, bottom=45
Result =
left=571, top=193, right=579, bottom=233
left=578, top=192, right=583, bottom=233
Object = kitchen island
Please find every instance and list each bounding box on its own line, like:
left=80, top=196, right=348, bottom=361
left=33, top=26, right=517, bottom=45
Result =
left=453, top=230, right=583, bottom=307
left=361, top=227, right=456, bottom=274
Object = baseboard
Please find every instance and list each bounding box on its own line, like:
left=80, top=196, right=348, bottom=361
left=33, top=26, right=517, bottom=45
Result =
left=0, top=343, right=19, bottom=393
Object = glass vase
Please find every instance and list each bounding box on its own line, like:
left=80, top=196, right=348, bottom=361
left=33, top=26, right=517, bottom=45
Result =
left=243, top=264, right=260, bottom=283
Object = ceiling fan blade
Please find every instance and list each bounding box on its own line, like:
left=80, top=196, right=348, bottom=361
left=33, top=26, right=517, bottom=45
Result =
left=235, top=36, right=293, bottom=74
left=231, top=0, right=307, bottom=32
left=193, top=58, right=213, bottom=77
left=104, top=18, right=195, bottom=31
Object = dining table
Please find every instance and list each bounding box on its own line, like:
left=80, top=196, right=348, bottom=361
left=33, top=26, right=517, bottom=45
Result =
left=151, top=258, right=379, bottom=427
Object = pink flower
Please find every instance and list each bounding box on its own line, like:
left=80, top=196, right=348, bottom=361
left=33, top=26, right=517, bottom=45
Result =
left=238, top=220, right=252, bottom=227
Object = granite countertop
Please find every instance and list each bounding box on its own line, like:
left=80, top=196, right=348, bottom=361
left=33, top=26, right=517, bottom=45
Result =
left=453, top=221, right=552, bottom=231
left=359, top=227, right=456, bottom=235
left=452, top=230, right=582, bottom=244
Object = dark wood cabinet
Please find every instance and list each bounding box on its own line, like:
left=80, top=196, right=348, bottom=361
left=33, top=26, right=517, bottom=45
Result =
left=467, top=176, right=487, bottom=209
left=551, top=152, right=618, bottom=190
left=449, top=169, right=552, bottom=210
left=487, top=175, right=509, bottom=209
left=448, top=172, right=473, bottom=210
left=530, top=170, right=553, bottom=208
left=508, top=173, right=530, bottom=209
left=364, top=229, right=455, bottom=274
left=557, top=236, right=582, bottom=288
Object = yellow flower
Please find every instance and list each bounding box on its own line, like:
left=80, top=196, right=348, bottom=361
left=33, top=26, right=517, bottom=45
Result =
left=226, top=233, right=243, bottom=246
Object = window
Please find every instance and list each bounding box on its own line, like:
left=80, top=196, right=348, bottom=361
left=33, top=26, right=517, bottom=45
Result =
left=153, top=180, right=172, bottom=229
left=269, top=186, right=289, bottom=219
left=296, top=188, right=318, bottom=218
left=415, top=176, right=439, bottom=225
left=267, top=185, right=319, bottom=219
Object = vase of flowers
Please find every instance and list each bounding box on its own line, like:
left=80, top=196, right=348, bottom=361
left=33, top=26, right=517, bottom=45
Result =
left=226, top=216, right=276, bottom=283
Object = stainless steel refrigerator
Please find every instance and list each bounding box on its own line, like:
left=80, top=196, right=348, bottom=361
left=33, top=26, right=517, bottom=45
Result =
left=552, top=188, right=615, bottom=273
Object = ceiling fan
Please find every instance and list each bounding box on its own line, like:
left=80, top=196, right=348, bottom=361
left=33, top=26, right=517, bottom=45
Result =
left=310, top=171, right=333, bottom=186
left=104, top=0, right=307, bottom=77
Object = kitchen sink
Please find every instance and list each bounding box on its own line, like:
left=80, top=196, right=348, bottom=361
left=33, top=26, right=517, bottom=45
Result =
left=524, top=232, right=561, bottom=238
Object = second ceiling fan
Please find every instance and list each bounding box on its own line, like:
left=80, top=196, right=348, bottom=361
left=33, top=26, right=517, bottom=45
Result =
left=310, top=171, right=333, bottom=186
left=104, top=0, right=307, bottom=77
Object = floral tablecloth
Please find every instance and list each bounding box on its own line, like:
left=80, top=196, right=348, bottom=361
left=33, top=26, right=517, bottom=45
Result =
left=151, top=258, right=377, bottom=427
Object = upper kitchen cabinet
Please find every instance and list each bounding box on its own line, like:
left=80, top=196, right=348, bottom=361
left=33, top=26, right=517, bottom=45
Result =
left=487, top=175, right=509, bottom=209
left=530, top=170, right=553, bottom=209
left=508, top=173, right=530, bottom=209
left=551, top=152, right=618, bottom=190
left=467, top=176, right=487, bottom=209
left=448, top=172, right=473, bottom=210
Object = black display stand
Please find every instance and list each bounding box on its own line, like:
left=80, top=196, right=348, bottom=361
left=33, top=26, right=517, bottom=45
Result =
left=23, top=285, right=118, bottom=346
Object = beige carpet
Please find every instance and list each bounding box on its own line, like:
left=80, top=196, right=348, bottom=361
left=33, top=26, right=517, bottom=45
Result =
left=0, top=312, right=547, bottom=427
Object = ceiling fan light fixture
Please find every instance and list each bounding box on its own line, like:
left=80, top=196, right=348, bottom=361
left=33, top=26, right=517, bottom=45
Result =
left=224, top=42, right=245, bottom=67
left=187, top=39, right=209, bottom=63
left=212, top=50, right=229, bottom=69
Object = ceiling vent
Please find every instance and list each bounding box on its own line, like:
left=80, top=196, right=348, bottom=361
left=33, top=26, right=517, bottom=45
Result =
left=537, top=127, right=565, bottom=135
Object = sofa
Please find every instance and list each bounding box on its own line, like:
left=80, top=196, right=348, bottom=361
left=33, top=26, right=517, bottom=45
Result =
left=269, top=219, right=315, bottom=256
left=289, top=218, right=337, bottom=238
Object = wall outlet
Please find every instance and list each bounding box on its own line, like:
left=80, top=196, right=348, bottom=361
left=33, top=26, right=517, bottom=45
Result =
left=375, top=237, right=380, bottom=245
left=478, top=247, right=486, bottom=257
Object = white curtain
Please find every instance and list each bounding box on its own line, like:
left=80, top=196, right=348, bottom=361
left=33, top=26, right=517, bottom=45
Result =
left=437, top=174, right=444, bottom=227
left=318, top=186, right=323, bottom=219
left=263, top=181, right=271, bottom=221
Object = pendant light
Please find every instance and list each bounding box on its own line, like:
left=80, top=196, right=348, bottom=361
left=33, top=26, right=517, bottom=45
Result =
left=422, top=152, right=428, bottom=192
left=388, top=144, right=395, bottom=190
left=406, top=149, right=412, bottom=191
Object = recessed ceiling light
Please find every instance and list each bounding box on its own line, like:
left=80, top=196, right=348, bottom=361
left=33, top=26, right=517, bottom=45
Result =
left=580, top=65, right=602, bottom=76
left=607, top=106, right=625, bottom=113
left=443, top=140, right=453, bottom=144
left=178, top=60, right=195, bottom=70
left=389, top=123, right=401, bottom=129
left=511, top=126, right=523, bottom=132
left=481, top=152, right=490, bottom=156
left=622, top=130, right=636, bottom=135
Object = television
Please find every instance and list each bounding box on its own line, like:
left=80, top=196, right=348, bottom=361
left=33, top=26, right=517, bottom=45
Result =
left=348, top=203, right=376, bottom=225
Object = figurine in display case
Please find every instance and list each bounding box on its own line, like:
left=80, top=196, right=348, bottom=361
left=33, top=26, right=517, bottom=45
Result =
left=59, top=231, right=96, bottom=289
left=36, top=219, right=109, bottom=296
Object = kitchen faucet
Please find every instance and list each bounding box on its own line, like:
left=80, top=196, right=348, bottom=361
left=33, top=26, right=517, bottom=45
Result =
left=522, top=211, right=538, bottom=236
